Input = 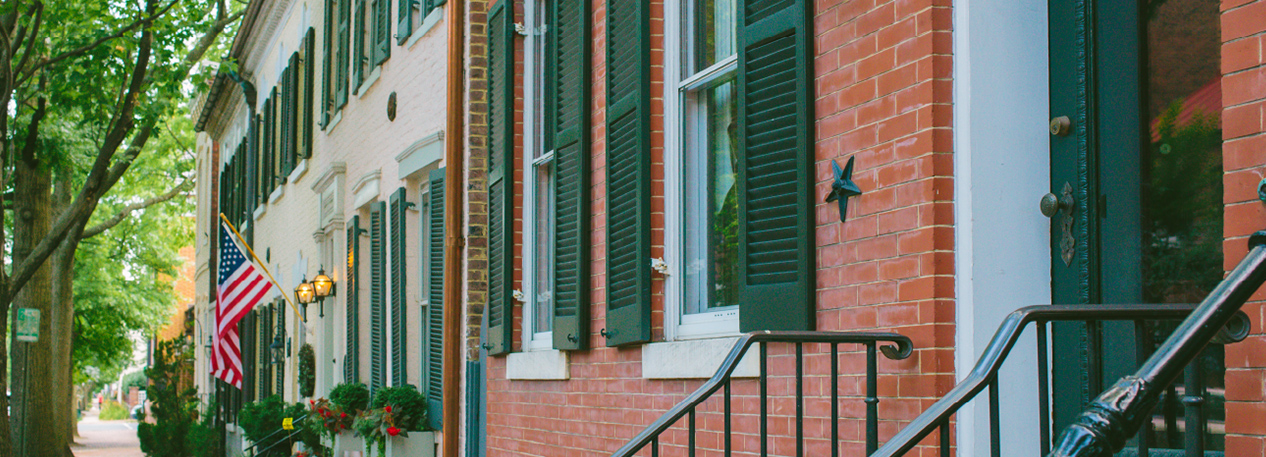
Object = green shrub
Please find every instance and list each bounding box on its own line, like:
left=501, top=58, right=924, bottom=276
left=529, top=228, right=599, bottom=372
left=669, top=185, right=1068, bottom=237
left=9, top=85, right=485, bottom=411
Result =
left=99, top=400, right=130, bottom=421
left=369, top=385, right=426, bottom=431
left=239, top=396, right=310, bottom=457
left=138, top=338, right=199, bottom=457
left=186, top=401, right=222, bottom=457
left=298, top=344, right=316, bottom=398
left=328, top=383, right=369, bottom=413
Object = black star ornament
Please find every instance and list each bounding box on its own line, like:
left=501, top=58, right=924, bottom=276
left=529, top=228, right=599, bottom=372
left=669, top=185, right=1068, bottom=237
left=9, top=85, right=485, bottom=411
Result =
left=825, top=156, right=862, bottom=223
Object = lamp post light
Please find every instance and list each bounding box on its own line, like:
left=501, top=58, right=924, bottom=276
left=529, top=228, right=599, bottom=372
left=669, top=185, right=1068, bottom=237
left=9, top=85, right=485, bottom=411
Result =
left=311, top=267, right=335, bottom=318
left=295, top=279, right=315, bottom=318
left=270, top=326, right=286, bottom=365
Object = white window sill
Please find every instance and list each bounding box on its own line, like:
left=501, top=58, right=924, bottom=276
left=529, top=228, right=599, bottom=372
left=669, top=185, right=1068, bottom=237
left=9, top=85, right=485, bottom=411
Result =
left=325, top=110, right=343, bottom=133
left=268, top=184, right=285, bottom=204
left=506, top=349, right=569, bottom=380
left=288, top=159, right=308, bottom=185
left=253, top=204, right=266, bottom=221
left=405, top=6, right=444, bottom=50
left=642, top=337, right=759, bottom=379
left=357, top=66, right=382, bottom=98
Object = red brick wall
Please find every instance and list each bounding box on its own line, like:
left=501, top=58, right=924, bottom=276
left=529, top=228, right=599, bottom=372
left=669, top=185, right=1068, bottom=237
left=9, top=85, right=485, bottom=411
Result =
left=1222, top=0, right=1266, bottom=454
left=485, top=0, right=955, bottom=454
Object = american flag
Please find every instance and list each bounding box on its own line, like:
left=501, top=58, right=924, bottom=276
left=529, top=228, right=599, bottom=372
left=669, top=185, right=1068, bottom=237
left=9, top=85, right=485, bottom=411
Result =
left=212, top=219, right=274, bottom=388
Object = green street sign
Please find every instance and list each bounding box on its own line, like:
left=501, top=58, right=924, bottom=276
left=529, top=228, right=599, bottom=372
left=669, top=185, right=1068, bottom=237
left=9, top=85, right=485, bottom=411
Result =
left=16, top=308, right=39, bottom=343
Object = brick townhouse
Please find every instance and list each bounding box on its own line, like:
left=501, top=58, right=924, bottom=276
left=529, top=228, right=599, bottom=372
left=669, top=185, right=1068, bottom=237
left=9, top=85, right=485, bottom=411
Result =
left=190, top=0, right=1266, bottom=454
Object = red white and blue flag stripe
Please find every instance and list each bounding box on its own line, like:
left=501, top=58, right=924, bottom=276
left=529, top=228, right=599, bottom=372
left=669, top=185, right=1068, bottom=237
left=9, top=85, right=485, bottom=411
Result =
left=212, top=219, right=274, bottom=388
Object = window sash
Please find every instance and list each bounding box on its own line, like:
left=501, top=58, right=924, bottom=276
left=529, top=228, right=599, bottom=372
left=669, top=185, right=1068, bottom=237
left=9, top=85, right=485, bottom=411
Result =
left=521, top=0, right=557, bottom=350
left=664, top=0, right=740, bottom=341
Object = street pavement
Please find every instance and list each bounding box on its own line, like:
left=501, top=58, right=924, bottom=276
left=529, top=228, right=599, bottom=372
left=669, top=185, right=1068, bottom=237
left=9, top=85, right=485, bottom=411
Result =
left=70, top=408, right=144, bottom=457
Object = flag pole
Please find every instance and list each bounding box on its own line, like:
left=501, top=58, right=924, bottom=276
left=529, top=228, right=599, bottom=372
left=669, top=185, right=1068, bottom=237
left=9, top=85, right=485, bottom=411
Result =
left=219, top=213, right=306, bottom=323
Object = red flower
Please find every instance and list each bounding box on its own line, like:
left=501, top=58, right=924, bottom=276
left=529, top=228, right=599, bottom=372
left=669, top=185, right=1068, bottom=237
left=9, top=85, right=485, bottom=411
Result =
left=384, top=405, right=392, bottom=413
left=341, top=412, right=348, bottom=418
left=387, top=427, right=400, bottom=437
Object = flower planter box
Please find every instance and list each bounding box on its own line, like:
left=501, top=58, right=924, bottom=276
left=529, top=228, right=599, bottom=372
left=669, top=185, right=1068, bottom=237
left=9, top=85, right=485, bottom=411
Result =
left=386, top=431, right=436, bottom=457
left=334, top=433, right=365, bottom=457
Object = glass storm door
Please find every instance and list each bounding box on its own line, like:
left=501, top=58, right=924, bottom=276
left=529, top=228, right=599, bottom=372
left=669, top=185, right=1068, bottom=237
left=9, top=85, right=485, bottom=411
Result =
left=1048, top=0, right=1226, bottom=452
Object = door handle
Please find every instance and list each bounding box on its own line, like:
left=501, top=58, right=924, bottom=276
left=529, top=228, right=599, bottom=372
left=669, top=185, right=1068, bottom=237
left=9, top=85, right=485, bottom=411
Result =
left=1042, top=182, right=1077, bottom=266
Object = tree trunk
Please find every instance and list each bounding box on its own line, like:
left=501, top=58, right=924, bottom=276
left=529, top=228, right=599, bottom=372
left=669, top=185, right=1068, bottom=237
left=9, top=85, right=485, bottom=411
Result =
left=50, top=176, right=77, bottom=453
left=10, top=158, right=57, bottom=457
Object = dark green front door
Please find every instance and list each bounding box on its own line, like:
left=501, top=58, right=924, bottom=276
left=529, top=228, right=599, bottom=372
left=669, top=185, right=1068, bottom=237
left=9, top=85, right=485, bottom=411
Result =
left=1048, top=0, right=1226, bottom=451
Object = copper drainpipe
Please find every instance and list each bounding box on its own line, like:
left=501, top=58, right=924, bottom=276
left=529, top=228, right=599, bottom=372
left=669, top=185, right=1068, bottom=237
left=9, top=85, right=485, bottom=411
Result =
left=441, top=0, right=465, bottom=455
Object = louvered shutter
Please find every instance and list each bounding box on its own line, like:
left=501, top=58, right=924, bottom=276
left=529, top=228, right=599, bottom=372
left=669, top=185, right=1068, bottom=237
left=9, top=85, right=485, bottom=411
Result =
left=337, top=0, right=351, bottom=107
left=485, top=0, right=513, bottom=356
left=431, top=0, right=446, bottom=10
left=389, top=187, right=409, bottom=387
left=373, top=0, right=390, bottom=65
left=602, top=0, right=651, bottom=346
left=737, top=0, right=815, bottom=331
left=240, top=313, right=255, bottom=403
left=345, top=216, right=361, bottom=383
left=259, top=102, right=270, bottom=200
left=397, top=0, right=412, bottom=45
left=281, top=64, right=295, bottom=178
left=550, top=0, right=592, bottom=351
left=275, top=303, right=285, bottom=396
left=322, top=0, right=335, bottom=127
left=272, top=87, right=283, bottom=190
left=369, top=201, right=387, bottom=391
left=424, top=169, right=445, bottom=429
left=353, top=0, right=366, bottom=91
left=258, top=307, right=270, bottom=398
left=303, top=29, right=315, bottom=158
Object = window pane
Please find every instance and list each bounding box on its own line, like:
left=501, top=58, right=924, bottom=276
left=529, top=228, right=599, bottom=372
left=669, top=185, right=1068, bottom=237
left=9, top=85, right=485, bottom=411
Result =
left=684, top=74, right=739, bottom=315
left=533, top=160, right=555, bottom=332
left=686, top=0, right=736, bottom=76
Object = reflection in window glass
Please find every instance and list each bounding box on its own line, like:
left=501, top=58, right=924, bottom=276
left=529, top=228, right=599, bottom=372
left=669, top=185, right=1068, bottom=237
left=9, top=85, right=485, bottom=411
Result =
left=684, top=75, right=739, bottom=315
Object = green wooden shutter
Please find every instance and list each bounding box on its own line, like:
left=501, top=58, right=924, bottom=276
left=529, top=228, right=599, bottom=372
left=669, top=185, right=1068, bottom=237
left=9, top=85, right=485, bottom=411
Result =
left=322, top=0, right=335, bottom=127
left=337, top=0, right=351, bottom=107
left=281, top=63, right=295, bottom=178
left=272, top=86, right=283, bottom=190
left=353, top=0, right=366, bottom=92
left=397, top=0, right=412, bottom=45
left=737, top=0, right=815, bottom=332
left=258, top=307, right=270, bottom=398
left=389, top=187, right=410, bottom=387
left=431, top=0, right=446, bottom=9
left=258, top=102, right=270, bottom=201
left=550, top=0, right=592, bottom=351
left=602, top=0, right=651, bottom=347
left=345, top=216, right=361, bottom=383
left=240, top=313, right=254, bottom=403
left=485, top=0, right=513, bottom=356
left=303, top=28, right=315, bottom=158
left=275, top=303, right=285, bottom=396
left=424, top=169, right=445, bottom=429
left=370, top=201, right=387, bottom=391
left=373, top=0, right=391, bottom=65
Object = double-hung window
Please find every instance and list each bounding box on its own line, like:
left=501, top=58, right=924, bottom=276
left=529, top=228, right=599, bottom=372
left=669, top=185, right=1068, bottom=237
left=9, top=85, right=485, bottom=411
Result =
left=521, top=0, right=555, bottom=351
left=668, top=0, right=740, bottom=339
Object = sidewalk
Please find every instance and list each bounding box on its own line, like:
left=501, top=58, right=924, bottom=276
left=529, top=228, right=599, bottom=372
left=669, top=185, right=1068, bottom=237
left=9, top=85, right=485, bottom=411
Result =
left=70, top=408, right=144, bottom=457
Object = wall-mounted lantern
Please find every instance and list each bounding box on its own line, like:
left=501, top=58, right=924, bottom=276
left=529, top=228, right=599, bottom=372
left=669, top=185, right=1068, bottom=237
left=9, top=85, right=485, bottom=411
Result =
left=311, top=267, right=335, bottom=318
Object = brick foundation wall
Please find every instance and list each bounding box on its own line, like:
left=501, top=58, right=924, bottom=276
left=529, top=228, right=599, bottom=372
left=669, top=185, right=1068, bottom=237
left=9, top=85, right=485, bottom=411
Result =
left=1222, top=0, right=1266, bottom=454
left=483, top=0, right=955, bottom=454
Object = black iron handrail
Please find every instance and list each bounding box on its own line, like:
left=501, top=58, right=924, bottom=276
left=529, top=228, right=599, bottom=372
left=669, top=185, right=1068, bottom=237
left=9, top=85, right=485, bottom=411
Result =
left=241, top=412, right=308, bottom=456
left=610, top=331, right=914, bottom=457
left=875, top=232, right=1266, bottom=457
left=1050, top=233, right=1266, bottom=457
left=871, top=304, right=1246, bottom=457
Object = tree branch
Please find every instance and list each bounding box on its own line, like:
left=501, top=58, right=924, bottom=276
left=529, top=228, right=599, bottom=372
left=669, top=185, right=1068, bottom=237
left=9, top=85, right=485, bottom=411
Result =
left=11, top=2, right=41, bottom=81
left=14, top=0, right=178, bottom=88
left=80, top=177, right=192, bottom=240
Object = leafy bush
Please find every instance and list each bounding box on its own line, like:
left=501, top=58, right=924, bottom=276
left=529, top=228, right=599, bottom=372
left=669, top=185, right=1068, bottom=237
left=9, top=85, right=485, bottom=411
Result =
left=369, top=385, right=426, bottom=431
left=99, top=400, right=130, bottom=421
left=328, top=383, right=369, bottom=413
left=299, top=344, right=316, bottom=398
left=186, top=401, right=223, bottom=457
left=138, top=338, right=199, bottom=457
left=121, top=370, right=149, bottom=391
left=239, top=396, right=309, bottom=457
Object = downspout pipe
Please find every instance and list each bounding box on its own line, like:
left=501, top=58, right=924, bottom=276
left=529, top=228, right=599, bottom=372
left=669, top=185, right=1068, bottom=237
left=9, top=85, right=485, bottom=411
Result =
left=442, top=1, right=466, bottom=457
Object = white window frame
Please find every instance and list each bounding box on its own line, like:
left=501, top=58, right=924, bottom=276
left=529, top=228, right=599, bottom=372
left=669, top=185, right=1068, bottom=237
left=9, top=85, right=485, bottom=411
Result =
left=663, top=0, right=740, bottom=341
left=520, top=0, right=554, bottom=351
